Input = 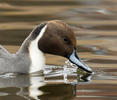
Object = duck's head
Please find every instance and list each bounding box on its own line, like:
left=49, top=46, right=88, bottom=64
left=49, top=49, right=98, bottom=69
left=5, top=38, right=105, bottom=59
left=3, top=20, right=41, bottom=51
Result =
left=29, top=20, right=92, bottom=73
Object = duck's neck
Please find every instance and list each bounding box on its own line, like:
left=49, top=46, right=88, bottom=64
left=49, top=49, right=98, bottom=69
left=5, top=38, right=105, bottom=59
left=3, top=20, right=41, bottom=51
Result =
left=17, top=25, right=47, bottom=73
left=17, top=35, right=46, bottom=73
left=28, top=38, right=46, bottom=73
left=17, top=34, right=31, bottom=55
left=28, top=25, right=47, bottom=73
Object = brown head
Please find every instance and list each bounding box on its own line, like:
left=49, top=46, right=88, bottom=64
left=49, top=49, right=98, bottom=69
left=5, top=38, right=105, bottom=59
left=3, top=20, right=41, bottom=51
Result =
left=28, top=20, right=92, bottom=73
left=38, top=20, right=77, bottom=58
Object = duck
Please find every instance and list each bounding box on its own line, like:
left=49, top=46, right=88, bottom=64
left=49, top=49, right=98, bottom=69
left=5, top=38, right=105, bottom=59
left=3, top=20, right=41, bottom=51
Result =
left=0, top=20, right=92, bottom=74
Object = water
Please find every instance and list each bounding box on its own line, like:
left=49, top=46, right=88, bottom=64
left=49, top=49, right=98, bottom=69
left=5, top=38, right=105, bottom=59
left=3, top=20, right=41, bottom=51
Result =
left=0, top=0, right=117, bottom=100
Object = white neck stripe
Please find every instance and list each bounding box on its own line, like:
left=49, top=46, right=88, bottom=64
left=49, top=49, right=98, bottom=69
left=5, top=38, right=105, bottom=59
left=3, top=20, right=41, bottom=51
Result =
left=29, top=25, right=47, bottom=73
left=34, top=25, right=47, bottom=44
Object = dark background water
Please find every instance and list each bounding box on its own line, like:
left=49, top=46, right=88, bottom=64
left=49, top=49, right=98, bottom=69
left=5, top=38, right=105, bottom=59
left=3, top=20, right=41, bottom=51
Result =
left=0, top=0, right=117, bottom=100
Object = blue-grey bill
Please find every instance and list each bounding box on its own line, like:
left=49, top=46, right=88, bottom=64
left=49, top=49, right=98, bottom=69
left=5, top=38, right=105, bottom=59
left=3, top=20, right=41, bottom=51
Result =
left=69, top=50, right=92, bottom=73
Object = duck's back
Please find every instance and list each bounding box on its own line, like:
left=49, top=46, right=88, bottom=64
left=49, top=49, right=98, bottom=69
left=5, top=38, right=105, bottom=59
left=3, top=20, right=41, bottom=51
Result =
left=0, top=45, right=30, bottom=74
left=0, top=45, right=13, bottom=73
left=0, top=45, right=11, bottom=58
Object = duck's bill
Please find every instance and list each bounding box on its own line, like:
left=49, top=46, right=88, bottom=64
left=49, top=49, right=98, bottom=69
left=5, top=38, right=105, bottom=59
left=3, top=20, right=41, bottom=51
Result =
left=68, top=50, right=92, bottom=73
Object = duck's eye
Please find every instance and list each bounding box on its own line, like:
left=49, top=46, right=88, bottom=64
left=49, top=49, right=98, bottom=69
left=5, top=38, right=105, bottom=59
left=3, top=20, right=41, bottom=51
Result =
left=64, top=38, right=68, bottom=42
left=64, top=37, right=70, bottom=44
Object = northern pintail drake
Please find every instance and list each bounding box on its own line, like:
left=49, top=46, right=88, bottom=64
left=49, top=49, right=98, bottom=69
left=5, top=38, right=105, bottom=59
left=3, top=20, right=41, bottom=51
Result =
left=0, top=20, right=92, bottom=74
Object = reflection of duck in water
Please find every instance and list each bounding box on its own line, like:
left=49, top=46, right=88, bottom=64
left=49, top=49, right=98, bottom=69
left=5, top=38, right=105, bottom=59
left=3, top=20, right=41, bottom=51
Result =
left=0, top=20, right=92, bottom=74
left=29, top=76, right=77, bottom=100
left=29, top=74, right=92, bottom=100
left=0, top=70, right=92, bottom=99
left=0, top=74, right=76, bottom=100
